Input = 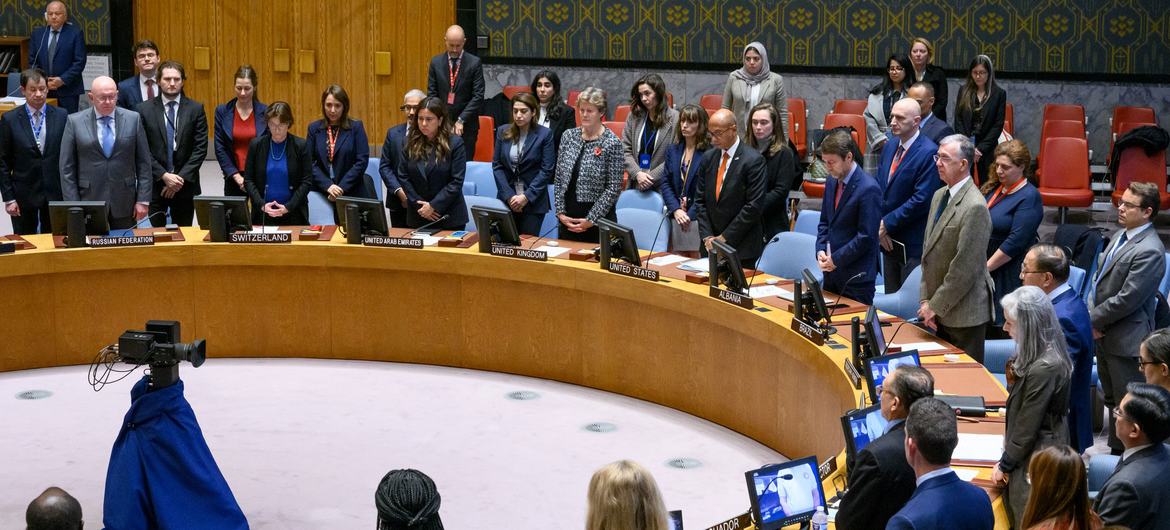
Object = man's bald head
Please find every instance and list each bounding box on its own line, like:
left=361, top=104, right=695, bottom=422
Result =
left=889, top=97, right=922, bottom=141
left=26, top=487, right=82, bottom=530
left=708, top=109, right=738, bottom=150
left=445, top=25, right=466, bottom=57
left=89, top=76, right=118, bottom=116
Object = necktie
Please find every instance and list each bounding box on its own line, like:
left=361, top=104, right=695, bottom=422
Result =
left=32, top=110, right=42, bottom=153
left=1089, top=232, right=1129, bottom=304
left=714, top=151, right=730, bottom=201
left=165, top=101, right=177, bottom=171
left=933, top=189, right=950, bottom=223
left=48, top=30, right=59, bottom=69
left=888, top=144, right=906, bottom=182
left=834, top=178, right=845, bottom=209
left=145, top=79, right=155, bottom=100
left=1102, top=233, right=1128, bottom=272
left=99, top=116, right=113, bottom=158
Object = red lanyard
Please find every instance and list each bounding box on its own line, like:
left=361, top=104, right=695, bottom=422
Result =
left=987, top=178, right=1027, bottom=209
left=448, top=55, right=461, bottom=92
left=326, top=126, right=338, bottom=163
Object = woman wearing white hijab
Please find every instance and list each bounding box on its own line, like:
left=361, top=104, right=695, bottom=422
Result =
left=721, top=42, right=789, bottom=137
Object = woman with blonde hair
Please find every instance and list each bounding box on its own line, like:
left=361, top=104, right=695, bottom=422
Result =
left=585, top=460, right=670, bottom=530
left=1020, top=445, right=1103, bottom=530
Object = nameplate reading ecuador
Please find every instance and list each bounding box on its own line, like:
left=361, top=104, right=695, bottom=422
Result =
left=709, top=286, right=753, bottom=309
left=606, top=261, right=659, bottom=282
left=229, top=232, right=292, bottom=244
left=704, top=512, right=752, bottom=530
left=791, top=317, right=826, bottom=345
left=489, top=244, right=547, bottom=261
left=363, top=235, right=424, bottom=249
left=88, top=235, right=155, bottom=247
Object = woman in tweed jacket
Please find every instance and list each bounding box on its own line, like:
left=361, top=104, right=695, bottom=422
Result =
left=554, top=87, right=624, bottom=242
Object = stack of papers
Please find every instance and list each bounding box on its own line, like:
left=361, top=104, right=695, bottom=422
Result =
left=952, top=433, right=1003, bottom=462
left=677, top=258, right=709, bottom=273
left=647, top=254, right=690, bottom=267
left=532, top=245, right=570, bottom=257
left=890, top=341, right=947, bottom=352
left=748, top=284, right=794, bottom=300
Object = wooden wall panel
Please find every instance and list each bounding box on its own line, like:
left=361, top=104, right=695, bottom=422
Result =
left=134, top=0, right=456, bottom=143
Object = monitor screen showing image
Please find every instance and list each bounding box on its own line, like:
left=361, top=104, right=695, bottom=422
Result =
left=864, top=350, right=921, bottom=404
left=840, top=404, right=889, bottom=462
left=668, top=510, right=683, bottom=530
left=744, top=456, right=826, bottom=530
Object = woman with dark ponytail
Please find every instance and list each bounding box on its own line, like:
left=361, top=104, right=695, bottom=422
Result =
left=375, top=469, right=444, bottom=530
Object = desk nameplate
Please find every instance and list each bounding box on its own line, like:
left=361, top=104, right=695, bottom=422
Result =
left=791, top=317, right=826, bottom=345
left=606, top=261, right=660, bottom=282
left=88, top=235, right=155, bottom=248
left=230, top=232, right=292, bottom=244
left=490, top=244, right=547, bottom=261
left=363, top=235, right=424, bottom=249
left=709, top=286, right=753, bottom=309
left=705, top=511, right=752, bottom=530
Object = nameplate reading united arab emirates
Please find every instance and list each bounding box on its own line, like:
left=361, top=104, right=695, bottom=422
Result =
left=791, top=317, right=827, bottom=345
left=88, top=235, right=155, bottom=247
left=490, top=244, right=547, bottom=261
left=230, top=232, right=292, bottom=244
left=709, top=286, right=753, bottom=309
left=607, top=261, right=659, bottom=282
left=363, top=235, right=424, bottom=249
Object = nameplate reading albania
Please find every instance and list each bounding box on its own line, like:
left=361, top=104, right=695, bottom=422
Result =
left=709, top=286, right=753, bottom=309
left=363, top=235, right=424, bottom=249
left=88, top=235, right=155, bottom=247
left=606, top=261, right=659, bottom=282
left=489, top=244, right=547, bottom=261
left=229, top=232, right=292, bottom=244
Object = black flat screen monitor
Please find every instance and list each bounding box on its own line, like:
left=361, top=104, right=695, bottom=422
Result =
left=193, top=196, right=251, bottom=242
left=800, top=268, right=831, bottom=324
left=863, top=305, right=885, bottom=358
left=597, top=218, right=641, bottom=267
left=840, top=404, right=889, bottom=465
left=49, top=201, right=109, bottom=243
left=744, top=456, right=827, bottom=530
left=863, top=350, right=922, bottom=405
left=668, top=510, right=683, bottom=530
left=472, top=205, right=521, bottom=252
left=336, top=195, right=388, bottom=243
left=709, top=238, right=748, bottom=293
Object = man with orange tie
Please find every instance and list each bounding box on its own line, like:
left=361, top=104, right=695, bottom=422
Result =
left=815, top=130, right=881, bottom=304
left=693, top=109, right=767, bottom=265
left=877, top=98, right=941, bottom=293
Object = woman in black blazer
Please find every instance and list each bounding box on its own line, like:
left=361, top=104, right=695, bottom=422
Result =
left=492, top=92, right=555, bottom=236
left=530, top=70, right=576, bottom=151
left=746, top=103, right=798, bottom=241
left=307, top=84, right=371, bottom=202
left=396, top=97, right=468, bottom=230
left=909, top=38, right=948, bottom=121
left=954, top=55, right=1006, bottom=184
left=243, top=101, right=313, bottom=225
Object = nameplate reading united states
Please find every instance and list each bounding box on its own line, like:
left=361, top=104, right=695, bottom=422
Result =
left=363, top=235, right=424, bottom=249
left=791, top=317, right=826, bottom=345
left=88, top=235, right=155, bottom=247
left=709, top=286, right=753, bottom=309
left=490, top=244, right=547, bottom=261
left=606, top=261, right=659, bottom=282
left=230, top=232, right=292, bottom=244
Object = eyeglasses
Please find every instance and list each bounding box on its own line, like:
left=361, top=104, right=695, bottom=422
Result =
left=1138, top=359, right=1165, bottom=367
left=1020, top=270, right=1047, bottom=275
left=1113, top=406, right=1131, bottom=421
left=708, top=127, right=731, bottom=137
left=932, top=154, right=956, bottom=164
left=399, top=105, right=420, bottom=112
left=1118, top=200, right=1145, bottom=210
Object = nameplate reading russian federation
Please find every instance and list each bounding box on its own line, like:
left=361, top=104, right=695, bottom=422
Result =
left=88, top=235, right=155, bottom=247
left=490, top=244, right=547, bottom=261
left=705, top=512, right=752, bottom=530
left=606, top=261, right=660, bottom=282
left=363, top=235, right=424, bottom=249
left=791, top=317, right=826, bottom=345
left=709, top=286, right=753, bottom=309
left=229, top=232, right=292, bottom=244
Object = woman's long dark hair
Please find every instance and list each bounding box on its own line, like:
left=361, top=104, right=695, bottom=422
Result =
left=870, top=54, right=915, bottom=95
left=629, top=73, right=669, bottom=129
left=405, top=97, right=452, bottom=161
left=530, top=70, right=564, bottom=124
left=956, top=55, right=998, bottom=120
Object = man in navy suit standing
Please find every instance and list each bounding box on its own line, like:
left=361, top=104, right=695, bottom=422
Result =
left=907, top=83, right=954, bottom=145
left=0, top=69, right=67, bottom=234
left=29, top=1, right=86, bottom=113
left=1020, top=243, right=1095, bottom=453
left=117, top=40, right=160, bottom=110
left=877, top=98, right=940, bottom=293
left=815, top=129, right=881, bottom=304
left=886, top=398, right=993, bottom=530
left=427, top=25, right=484, bottom=158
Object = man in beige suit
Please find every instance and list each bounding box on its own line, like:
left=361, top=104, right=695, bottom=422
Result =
left=918, top=134, right=994, bottom=363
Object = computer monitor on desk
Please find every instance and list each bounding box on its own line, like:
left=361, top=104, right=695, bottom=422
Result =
left=472, top=205, right=521, bottom=252
left=49, top=201, right=109, bottom=248
left=744, top=456, right=827, bottom=530
left=840, top=404, right=889, bottom=472
left=336, top=195, right=388, bottom=244
left=864, top=350, right=921, bottom=405
left=193, top=196, right=250, bottom=242
left=597, top=218, right=641, bottom=267
left=709, top=238, right=748, bottom=293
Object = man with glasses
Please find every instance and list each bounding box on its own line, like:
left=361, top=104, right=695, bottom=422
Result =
left=379, top=89, right=426, bottom=228
left=877, top=97, right=941, bottom=293
left=1094, top=383, right=1170, bottom=529
left=60, top=76, right=152, bottom=229
left=117, top=40, right=161, bottom=110
left=1090, top=181, right=1167, bottom=455
left=692, top=108, right=767, bottom=265
left=918, top=134, right=994, bottom=363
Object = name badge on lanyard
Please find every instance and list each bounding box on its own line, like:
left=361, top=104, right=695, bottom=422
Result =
left=638, top=125, right=656, bottom=170
left=448, top=57, right=460, bottom=106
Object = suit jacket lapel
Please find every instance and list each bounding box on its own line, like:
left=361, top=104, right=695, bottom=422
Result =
left=829, top=175, right=857, bottom=223
left=923, top=184, right=964, bottom=256
left=1100, top=227, right=1151, bottom=280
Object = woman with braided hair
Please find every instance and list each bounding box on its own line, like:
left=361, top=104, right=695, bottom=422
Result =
left=375, top=469, right=444, bottom=530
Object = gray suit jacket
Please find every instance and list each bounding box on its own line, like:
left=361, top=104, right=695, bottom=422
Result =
left=721, top=72, right=789, bottom=137
left=1094, top=443, right=1170, bottom=530
left=920, top=179, right=995, bottom=327
left=60, top=107, right=152, bottom=219
left=1090, top=225, right=1166, bottom=358
left=1000, top=352, right=1070, bottom=518
left=620, top=107, right=678, bottom=187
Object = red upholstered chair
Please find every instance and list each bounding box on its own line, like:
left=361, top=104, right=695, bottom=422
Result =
left=474, top=116, right=494, bottom=162
left=699, top=94, right=723, bottom=112
left=1037, top=137, right=1093, bottom=223
left=1111, top=146, right=1170, bottom=209
left=666, top=92, right=674, bottom=108
left=1037, top=120, right=1087, bottom=177
left=1043, top=103, right=1086, bottom=126
left=705, top=107, right=717, bottom=118
left=1112, top=106, right=1155, bottom=141
left=603, top=121, right=625, bottom=137
left=567, top=89, right=583, bottom=108
left=1107, top=121, right=1157, bottom=165
left=1003, top=103, right=1015, bottom=136
left=612, top=104, right=631, bottom=123
left=822, top=113, right=867, bottom=156
left=501, top=85, right=530, bottom=100
left=788, top=97, right=808, bottom=158
left=832, top=99, right=866, bottom=116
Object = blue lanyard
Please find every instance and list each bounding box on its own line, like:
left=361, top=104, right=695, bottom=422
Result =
left=27, top=107, right=43, bottom=148
left=640, top=126, right=657, bottom=155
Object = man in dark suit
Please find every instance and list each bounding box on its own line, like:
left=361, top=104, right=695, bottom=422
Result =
left=137, top=61, right=208, bottom=226
left=1094, top=383, right=1170, bottom=530
left=878, top=98, right=941, bottom=293
left=918, top=134, right=994, bottom=363
left=0, top=69, right=67, bottom=234
left=887, top=398, right=994, bottom=530
left=379, top=89, right=425, bottom=228
left=1089, top=181, right=1167, bottom=454
left=815, top=129, right=881, bottom=304
left=1021, top=243, right=1095, bottom=453
left=28, top=1, right=86, bottom=113
left=907, top=82, right=954, bottom=145
left=427, top=25, right=484, bottom=157
left=837, top=365, right=934, bottom=530
left=116, top=40, right=160, bottom=110
left=692, top=109, right=767, bottom=265
left=60, top=76, right=153, bottom=230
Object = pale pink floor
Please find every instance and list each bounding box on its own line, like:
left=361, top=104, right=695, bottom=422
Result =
left=0, top=358, right=783, bottom=529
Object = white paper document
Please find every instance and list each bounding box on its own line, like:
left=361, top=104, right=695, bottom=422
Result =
left=648, top=254, right=691, bottom=267
left=891, top=341, right=947, bottom=352
left=417, top=236, right=441, bottom=246
left=533, top=245, right=570, bottom=257
left=677, top=258, right=709, bottom=273
left=954, top=468, right=981, bottom=482
left=952, top=433, right=1003, bottom=462
left=748, top=285, right=794, bottom=300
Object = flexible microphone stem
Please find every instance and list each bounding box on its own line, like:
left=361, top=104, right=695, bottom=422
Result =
left=526, top=222, right=560, bottom=249
left=826, top=272, right=867, bottom=320
left=407, top=213, right=449, bottom=237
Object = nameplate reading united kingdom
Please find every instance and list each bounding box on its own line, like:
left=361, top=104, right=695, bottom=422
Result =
left=791, top=317, right=826, bottom=345
left=88, top=235, right=155, bottom=247
left=606, top=261, right=659, bottom=282
left=229, top=232, right=292, bottom=244
left=709, top=286, right=753, bottom=309
left=363, top=235, right=424, bottom=249
left=489, top=244, right=547, bottom=261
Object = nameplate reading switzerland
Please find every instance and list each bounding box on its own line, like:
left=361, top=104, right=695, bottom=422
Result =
left=229, top=232, right=292, bottom=244
left=606, top=261, right=659, bottom=282
left=363, top=235, right=424, bottom=249
left=709, top=286, right=753, bottom=309
left=489, top=244, right=547, bottom=261
left=791, top=317, right=826, bottom=345
left=88, top=235, right=155, bottom=247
